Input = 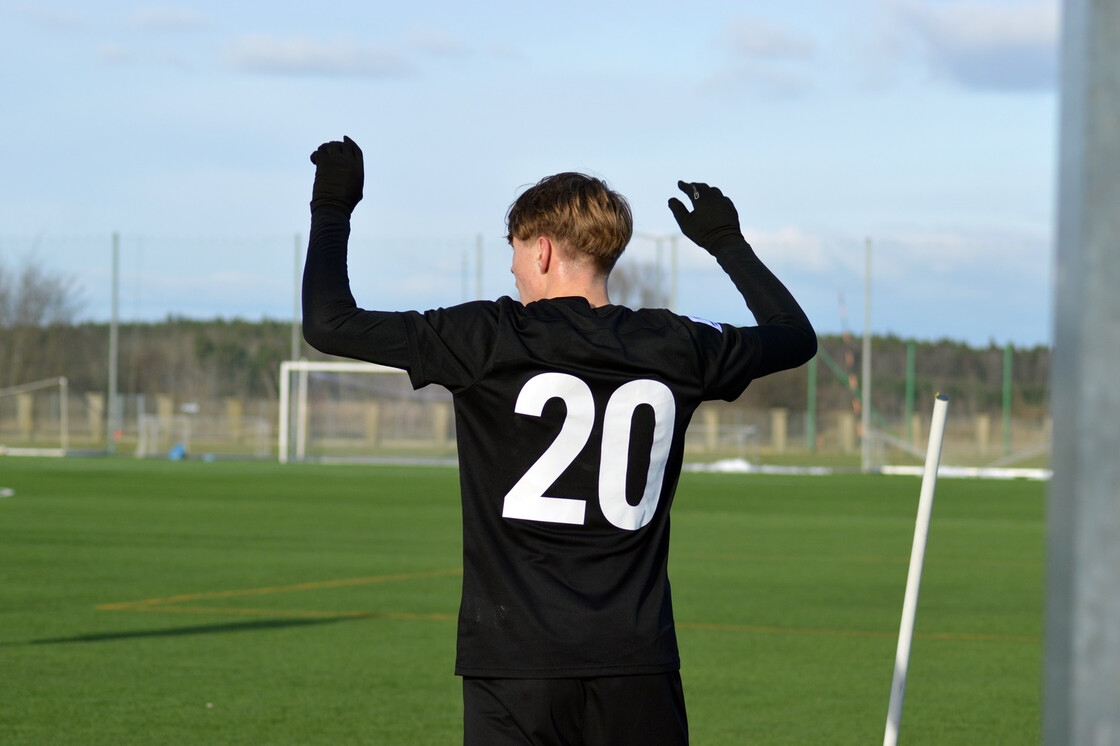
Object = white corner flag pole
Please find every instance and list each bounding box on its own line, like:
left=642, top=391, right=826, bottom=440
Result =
left=884, top=394, right=950, bottom=746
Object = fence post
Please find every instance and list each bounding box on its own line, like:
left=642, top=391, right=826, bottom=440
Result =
left=975, top=414, right=991, bottom=458
left=364, top=402, right=381, bottom=446
left=226, top=398, right=243, bottom=444
left=838, top=411, right=856, bottom=454
left=806, top=356, right=818, bottom=452
left=433, top=402, right=451, bottom=448
left=86, top=393, right=104, bottom=443
left=770, top=408, right=789, bottom=454
left=703, top=407, right=719, bottom=452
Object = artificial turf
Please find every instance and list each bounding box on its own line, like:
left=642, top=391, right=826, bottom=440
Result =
left=0, top=458, right=1044, bottom=744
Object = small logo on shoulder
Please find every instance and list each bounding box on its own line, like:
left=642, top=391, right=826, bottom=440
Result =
left=687, top=315, right=723, bottom=332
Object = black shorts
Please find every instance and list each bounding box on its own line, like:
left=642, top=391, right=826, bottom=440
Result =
left=462, top=672, right=688, bottom=746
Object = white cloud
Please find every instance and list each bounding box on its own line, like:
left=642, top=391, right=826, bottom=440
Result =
left=706, top=16, right=820, bottom=98
left=645, top=222, right=1048, bottom=295
left=97, top=44, right=132, bottom=65
left=701, top=61, right=816, bottom=99
left=223, top=35, right=414, bottom=77
left=484, top=42, right=524, bottom=61
left=749, top=227, right=837, bottom=274
left=894, top=0, right=1059, bottom=91
left=96, top=43, right=191, bottom=69
left=18, top=5, right=87, bottom=30
left=720, top=17, right=817, bottom=61
left=131, top=6, right=208, bottom=32
left=406, top=28, right=474, bottom=58
left=874, top=228, right=1049, bottom=280
left=217, top=27, right=523, bottom=80
left=627, top=226, right=841, bottom=276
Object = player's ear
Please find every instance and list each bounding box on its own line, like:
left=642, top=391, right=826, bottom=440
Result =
left=537, top=237, right=552, bottom=274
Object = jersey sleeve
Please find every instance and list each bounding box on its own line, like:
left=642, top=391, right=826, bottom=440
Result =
left=301, top=208, right=501, bottom=389
left=301, top=208, right=416, bottom=368
left=684, top=319, right=764, bottom=402
left=688, top=237, right=818, bottom=401
left=399, top=302, right=502, bottom=392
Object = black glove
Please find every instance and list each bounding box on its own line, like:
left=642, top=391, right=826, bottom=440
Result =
left=309, top=136, right=364, bottom=216
left=668, top=180, right=744, bottom=253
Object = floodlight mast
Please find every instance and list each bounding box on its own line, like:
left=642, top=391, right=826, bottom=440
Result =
left=1046, top=0, right=1120, bottom=742
left=292, top=233, right=301, bottom=362
left=861, top=238, right=872, bottom=473
left=634, top=231, right=681, bottom=312
left=107, top=232, right=120, bottom=454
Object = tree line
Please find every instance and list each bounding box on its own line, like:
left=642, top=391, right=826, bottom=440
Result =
left=0, top=257, right=1049, bottom=418
left=0, top=318, right=1048, bottom=418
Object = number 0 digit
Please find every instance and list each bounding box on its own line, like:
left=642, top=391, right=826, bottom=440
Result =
left=598, top=379, right=675, bottom=530
left=502, top=373, right=676, bottom=531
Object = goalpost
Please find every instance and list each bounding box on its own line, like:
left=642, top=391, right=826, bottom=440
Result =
left=0, top=376, right=69, bottom=456
left=277, top=360, right=455, bottom=464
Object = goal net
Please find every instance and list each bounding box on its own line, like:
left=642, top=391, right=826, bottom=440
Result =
left=0, top=377, right=70, bottom=456
left=135, top=412, right=272, bottom=460
left=278, top=360, right=456, bottom=464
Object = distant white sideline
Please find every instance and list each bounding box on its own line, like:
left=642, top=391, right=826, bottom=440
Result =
left=880, top=465, right=1052, bottom=481
left=687, top=459, right=1051, bottom=481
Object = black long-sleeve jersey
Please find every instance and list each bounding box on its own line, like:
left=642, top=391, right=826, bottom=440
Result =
left=303, top=208, right=816, bottom=678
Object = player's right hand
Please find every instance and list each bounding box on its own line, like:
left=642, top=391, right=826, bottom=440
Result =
left=668, top=181, right=744, bottom=254
left=309, top=136, right=364, bottom=216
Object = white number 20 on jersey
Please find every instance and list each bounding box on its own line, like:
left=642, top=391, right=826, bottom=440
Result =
left=501, top=372, right=676, bottom=531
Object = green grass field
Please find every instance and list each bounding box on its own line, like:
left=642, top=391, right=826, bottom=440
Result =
left=0, top=458, right=1044, bottom=745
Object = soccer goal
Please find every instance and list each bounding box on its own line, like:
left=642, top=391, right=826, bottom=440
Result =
left=0, top=377, right=70, bottom=456
left=135, top=412, right=272, bottom=460
left=278, top=360, right=457, bottom=464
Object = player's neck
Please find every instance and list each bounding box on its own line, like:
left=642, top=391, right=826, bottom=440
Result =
left=541, top=276, right=611, bottom=308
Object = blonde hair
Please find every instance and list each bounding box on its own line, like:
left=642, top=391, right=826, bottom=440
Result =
left=505, top=173, right=633, bottom=273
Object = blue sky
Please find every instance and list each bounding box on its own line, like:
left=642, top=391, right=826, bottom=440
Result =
left=0, top=0, right=1059, bottom=346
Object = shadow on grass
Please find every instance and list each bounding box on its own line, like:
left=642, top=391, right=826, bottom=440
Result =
left=10, top=616, right=361, bottom=646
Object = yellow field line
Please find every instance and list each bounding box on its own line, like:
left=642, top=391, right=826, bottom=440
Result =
left=95, top=567, right=1037, bottom=644
left=96, top=568, right=462, bottom=611
left=99, top=603, right=1036, bottom=643
left=104, top=604, right=456, bottom=622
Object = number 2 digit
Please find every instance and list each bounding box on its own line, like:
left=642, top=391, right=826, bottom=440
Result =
left=501, top=373, right=594, bottom=525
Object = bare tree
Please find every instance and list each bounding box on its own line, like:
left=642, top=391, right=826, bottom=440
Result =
left=608, top=259, right=669, bottom=309
left=0, top=258, right=82, bottom=327
left=0, top=257, right=84, bottom=387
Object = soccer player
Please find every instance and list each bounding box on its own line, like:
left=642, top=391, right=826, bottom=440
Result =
left=302, top=136, right=816, bottom=746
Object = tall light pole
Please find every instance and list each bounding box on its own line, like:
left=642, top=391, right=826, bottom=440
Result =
left=861, top=237, right=872, bottom=473
left=291, top=233, right=301, bottom=362
left=669, top=235, right=679, bottom=312
left=107, top=232, right=120, bottom=454
left=476, top=234, right=484, bottom=300
left=635, top=231, right=680, bottom=310
left=1046, top=0, right=1120, bottom=742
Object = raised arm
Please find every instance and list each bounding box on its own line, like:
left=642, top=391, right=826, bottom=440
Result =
left=301, top=137, right=411, bottom=367
left=669, top=180, right=817, bottom=376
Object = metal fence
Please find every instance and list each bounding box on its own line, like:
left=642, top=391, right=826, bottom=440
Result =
left=0, top=380, right=1051, bottom=472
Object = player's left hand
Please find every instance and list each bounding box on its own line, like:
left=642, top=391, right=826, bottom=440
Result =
left=309, top=136, right=364, bottom=216
left=668, top=181, right=743, bottom=254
